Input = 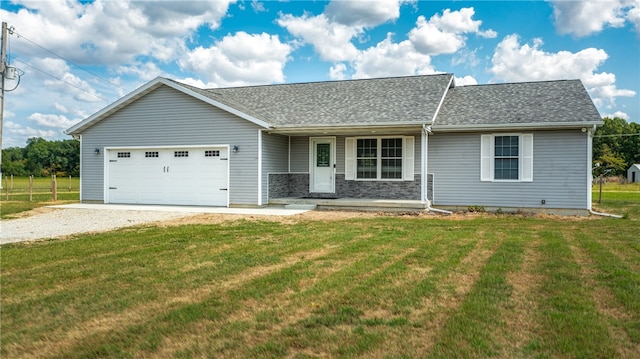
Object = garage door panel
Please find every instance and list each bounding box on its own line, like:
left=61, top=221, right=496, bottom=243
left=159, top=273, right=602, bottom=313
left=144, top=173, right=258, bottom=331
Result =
left=108, top=147, right=228, bottom=206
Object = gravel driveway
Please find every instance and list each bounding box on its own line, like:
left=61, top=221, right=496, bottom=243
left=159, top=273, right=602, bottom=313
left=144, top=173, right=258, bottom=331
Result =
left=1, top=204, right=310, bottom=245
left=1, top=208, right=193, bottom=245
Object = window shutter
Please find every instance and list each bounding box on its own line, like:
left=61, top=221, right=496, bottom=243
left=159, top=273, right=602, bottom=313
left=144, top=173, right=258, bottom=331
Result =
left=345, top=137, right=356, bottom=180
left=521, top=134, right=533, bottom=182
left=480, top=135, right=493, bottom=181
left=403, top=136, right=415, bottom=181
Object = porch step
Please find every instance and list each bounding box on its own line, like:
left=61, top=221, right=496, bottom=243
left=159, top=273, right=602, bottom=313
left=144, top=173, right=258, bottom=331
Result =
left=284, top=204, right=318, bottom=210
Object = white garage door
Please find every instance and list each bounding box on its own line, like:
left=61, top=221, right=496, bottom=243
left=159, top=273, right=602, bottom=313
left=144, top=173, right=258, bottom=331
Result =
left=107, top=147, right=228, bottom=206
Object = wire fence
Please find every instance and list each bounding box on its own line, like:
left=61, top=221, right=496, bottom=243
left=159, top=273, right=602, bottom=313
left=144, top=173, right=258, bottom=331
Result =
left=2, top=175, right=80, bottom=202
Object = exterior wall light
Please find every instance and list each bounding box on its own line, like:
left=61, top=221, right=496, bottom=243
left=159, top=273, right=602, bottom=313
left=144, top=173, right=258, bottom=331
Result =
left=233, top=145, right=239, bottom=153
left=94, top=148, right=100, bottom=155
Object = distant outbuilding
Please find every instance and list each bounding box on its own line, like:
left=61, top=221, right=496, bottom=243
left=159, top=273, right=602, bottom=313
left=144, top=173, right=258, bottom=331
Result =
left=628, top=164, right=640, bottom=183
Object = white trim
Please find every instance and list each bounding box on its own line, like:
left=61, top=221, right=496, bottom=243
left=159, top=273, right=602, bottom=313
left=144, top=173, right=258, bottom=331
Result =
left=430, top=75, right=454, bottom=125
left=258, top=130, right=263, bottom=206
left=587, top=127, right=593, bottom=210
left=104, top=144, right=231, bottom=150
left=79, top=134, right=83, bottom=202
left=66, top=77, right=271, bottom=135
left=346, top=136, right=414, bottom=182
left=104, top=145, right=230, bottom=206
left=421, top=129, right=427, bottom=202
left=480, top=133, right=533, bottom=182
left=309, top=136, right=336, bottom=193
left=434, top=121, right=601, bottom=132
left=288, top=136, right=291, bottom=173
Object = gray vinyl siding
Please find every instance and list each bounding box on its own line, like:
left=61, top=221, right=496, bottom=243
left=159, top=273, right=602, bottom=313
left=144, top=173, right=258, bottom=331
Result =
left=290, top=133, right=422, bottom=175
left=80, top=85, right=263, bottom=205
left=290, top=137, right=309, bottom=173
left=261, top=133, right=289, bottom=204
left=429, top=130, right=589, bottom=209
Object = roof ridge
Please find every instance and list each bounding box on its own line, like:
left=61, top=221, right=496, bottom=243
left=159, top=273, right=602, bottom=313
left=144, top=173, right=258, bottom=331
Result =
left=204, top=73, right=454, bottom=91
left=455, top=79, right=581, bottom=88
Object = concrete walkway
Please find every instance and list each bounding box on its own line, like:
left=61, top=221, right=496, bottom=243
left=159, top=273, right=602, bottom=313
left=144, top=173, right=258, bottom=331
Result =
left=49, top=203, right=311, bottom=216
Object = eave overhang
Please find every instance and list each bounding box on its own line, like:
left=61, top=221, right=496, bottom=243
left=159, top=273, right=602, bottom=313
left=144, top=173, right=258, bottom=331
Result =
left=265, top=122, right=427, bottom=136
left=432, top=120, right=603, bottom=133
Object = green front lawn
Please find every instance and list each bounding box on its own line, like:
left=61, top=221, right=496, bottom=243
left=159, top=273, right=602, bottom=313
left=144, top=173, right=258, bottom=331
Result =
left=2, top=211, right=638, bottom=358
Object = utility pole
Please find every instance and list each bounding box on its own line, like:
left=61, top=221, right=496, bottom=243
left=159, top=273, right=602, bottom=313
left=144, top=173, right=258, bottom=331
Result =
left=0, top=22, right=7, bottom=188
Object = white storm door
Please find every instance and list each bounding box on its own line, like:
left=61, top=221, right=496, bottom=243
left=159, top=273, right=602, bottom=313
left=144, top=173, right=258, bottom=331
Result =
left=310, top=137, right=335, bottom=193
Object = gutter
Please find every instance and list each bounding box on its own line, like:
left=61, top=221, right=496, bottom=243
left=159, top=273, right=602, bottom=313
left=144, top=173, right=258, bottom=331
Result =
left=432, top=121, right=603, bottom=132
left=421, top=124, right=452, bottom=215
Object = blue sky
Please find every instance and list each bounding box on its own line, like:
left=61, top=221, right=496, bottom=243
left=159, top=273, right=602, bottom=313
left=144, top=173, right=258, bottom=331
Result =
left=1, top=0, right=638, bottom=148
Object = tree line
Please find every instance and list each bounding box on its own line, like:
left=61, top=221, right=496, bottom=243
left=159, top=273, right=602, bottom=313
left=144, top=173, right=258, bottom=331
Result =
left=1, top=117, right=638, bottom=179
left=593, top=117, right=640, bottom=177
left=1, top=137, right=80, bottom=177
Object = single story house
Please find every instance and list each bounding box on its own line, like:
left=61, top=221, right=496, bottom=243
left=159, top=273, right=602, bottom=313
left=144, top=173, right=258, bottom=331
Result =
left=66, top=74, right=603, bottom=214
left=628, top=164, right=640, bottom=183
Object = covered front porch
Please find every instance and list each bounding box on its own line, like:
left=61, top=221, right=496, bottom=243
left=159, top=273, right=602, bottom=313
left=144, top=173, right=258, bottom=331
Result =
left=269, top=196, right=429, bottom=212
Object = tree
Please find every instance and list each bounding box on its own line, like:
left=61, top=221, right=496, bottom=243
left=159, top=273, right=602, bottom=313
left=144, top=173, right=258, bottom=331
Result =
left=0, top=147, right=27, bottom=176
left=2, top=137, right=80, bottom=177
left=593, top=117, right=640, bottom=176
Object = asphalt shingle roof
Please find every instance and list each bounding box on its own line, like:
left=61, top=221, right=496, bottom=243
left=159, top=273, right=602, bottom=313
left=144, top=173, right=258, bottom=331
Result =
left=174, top=74, right=454, bottom=128
left=434, top=80, right=602, bottom=128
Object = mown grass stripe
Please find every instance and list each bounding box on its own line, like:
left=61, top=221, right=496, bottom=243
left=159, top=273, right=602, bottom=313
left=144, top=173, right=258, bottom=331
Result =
left=573, top=227, right=640, bottom=344
left=529, top=229, right=619, bottom=358
left=428, top=234, right=524, bottom=358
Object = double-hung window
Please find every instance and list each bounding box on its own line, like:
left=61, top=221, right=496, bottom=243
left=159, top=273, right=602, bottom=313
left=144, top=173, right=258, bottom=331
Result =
left=346, top=136, right=414, bottom=181
left=481, top=134, right=533, bottom=182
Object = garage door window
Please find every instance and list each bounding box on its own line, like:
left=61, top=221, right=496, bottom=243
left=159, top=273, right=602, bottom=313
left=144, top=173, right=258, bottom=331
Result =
left=205, top=150, right=220, bottom=157
left=117, top=152, right=131, bottom=158
left=174, top=151, right=189, bottom=157
left=145, top=151, right=159, bottom=158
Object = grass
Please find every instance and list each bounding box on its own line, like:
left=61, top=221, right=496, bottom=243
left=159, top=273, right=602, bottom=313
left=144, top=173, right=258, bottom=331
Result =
left=593, top=182, right=640, bottom=218
left=2, top=209, right=639, bottom=358
left=0, top=177, right=79, bottom=218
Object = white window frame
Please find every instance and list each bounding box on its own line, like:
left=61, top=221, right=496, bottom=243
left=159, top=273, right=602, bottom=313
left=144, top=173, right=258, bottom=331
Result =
left=345, top=136, right=414, bottom=181
left=480, top=133, right=533, bottom=182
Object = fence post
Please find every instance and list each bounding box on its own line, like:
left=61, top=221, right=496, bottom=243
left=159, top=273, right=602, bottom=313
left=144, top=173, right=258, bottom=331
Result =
left=10, top=174, right=13, bottom=191
left=4, top=176, right=8, bottom=200
left=52, top=175, right=58, bottom=201
left=29, top=175, right=33, bottom=202
left=69, top=175, right=72, bottom=192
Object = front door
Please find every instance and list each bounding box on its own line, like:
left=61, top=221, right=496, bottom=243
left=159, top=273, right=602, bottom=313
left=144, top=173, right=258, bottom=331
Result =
left=310, top=137, right=335, bottom=193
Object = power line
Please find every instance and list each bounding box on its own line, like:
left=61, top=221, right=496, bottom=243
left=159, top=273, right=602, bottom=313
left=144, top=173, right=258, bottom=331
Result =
left=12, top=57, right=110, bottom=102
left=594, top=133, right=640, bottom=138
left=11, top=29, right=129, bottom=93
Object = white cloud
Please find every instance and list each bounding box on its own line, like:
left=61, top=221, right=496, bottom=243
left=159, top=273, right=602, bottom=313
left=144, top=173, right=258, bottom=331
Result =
left=408, top=8, right=496, bottom=56
left=603, top=111, right=630, bottom=120
left=490, top=34, right=636, bottom=107
left=4, top=121, right=59, bottom=141
left=329, top=63, right=348, bottom=80
left=2, top=0, right=235, bottom=65
left=251, top=0, right=266, bottom=13
left=117, top=62, right=165, bottom=82
left=454, top=75, right=478, bottom=86
left=352, top=34, right=434, bottom=79
left=28, top=113, right=78, bottom=129
left=277, top=13, right=361, bottom=62
left=179, top=32, right=292, bottom=87
left=324, top=0, right=405, bottom=27
left=278, top=6, right=491, bottom=79
left=549, top=0, right=639, bottom=37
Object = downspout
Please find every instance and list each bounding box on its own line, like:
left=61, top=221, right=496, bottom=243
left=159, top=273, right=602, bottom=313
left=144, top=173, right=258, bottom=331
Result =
left=423, top=124, right=452, bottom=215
left=257, top=129, right=263, bottom=206
left=587, top=124, right=622, bottom=218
